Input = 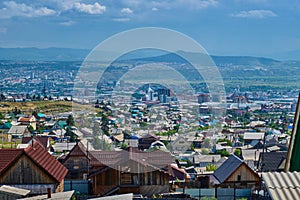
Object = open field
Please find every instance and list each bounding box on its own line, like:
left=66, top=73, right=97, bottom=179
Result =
left=0, top=101, right=97, bottom=114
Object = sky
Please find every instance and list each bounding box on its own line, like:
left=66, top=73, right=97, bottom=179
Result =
left=0, top=0, right=300, bottom=59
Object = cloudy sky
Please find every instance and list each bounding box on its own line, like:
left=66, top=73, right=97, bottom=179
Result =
left=0, top=0, right=299, bottom=58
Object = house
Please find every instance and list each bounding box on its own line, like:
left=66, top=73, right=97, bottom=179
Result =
left=88, top=147, right=173, bottom=197
left=61, top=142, right=174, bottom=197
left=138, top=133, right=160, bottom=150
left=262, top=172, right=300, bottom=200
left=22, top=136, right=51, bottom=151
left=8, top=125, right=30, bottom=138
left=60, top=141, right=90, bottom=180
left=256, top=151, right=287, bottom=172
left=18, top=116, right=37, bottom=130
left=0, top=141, right=68, bottom=194
left=170, top=135, right=191, bottom=153
left=193, top=154, right=221, bottom=168
left=244, top=132, right=265, bottom=145
left=213, top=154, right=260, bottom=188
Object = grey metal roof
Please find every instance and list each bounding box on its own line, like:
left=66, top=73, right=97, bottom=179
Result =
left=258, top=151, right=287, bottom=172
left=8, top=125, right=28, bottom=135
left=0, top=185, right=30, bottom=196
left=88, top=193, right=133, bottom=200
left=262, top=172, right=300, bottom=200
left=213, top=154, right=243, bottom=183
left=18, top=190, right=74, bottom=200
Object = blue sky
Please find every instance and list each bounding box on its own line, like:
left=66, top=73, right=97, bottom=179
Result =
left=0, top=0, right=299, bottom=58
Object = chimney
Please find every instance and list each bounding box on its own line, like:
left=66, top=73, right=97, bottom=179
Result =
left=47, top=188, right=52, bottom=198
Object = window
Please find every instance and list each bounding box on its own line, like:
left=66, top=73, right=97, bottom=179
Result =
left=237, top=175, right=241, bottom=181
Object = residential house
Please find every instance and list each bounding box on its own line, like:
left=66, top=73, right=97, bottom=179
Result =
left=257, top=151, right=287, bottom=172
left=89, top=147, right=173, bottom=197
left=0, top=141, right=68, bottom=194
left=138, top=133, right=160, bottom=150
left=18, top=116, right=37, bottom=130
left=244, top=132, right=265, bottom=145
left=193, top=154, right=221, bottom=168
left=60, top=141, right=90, bottom=180
left=8, top=125, right=30, bottom=138
left=170, top=135, right=191, bottom=153
left=213, top=154, right=260, bottom=188
left=21, top=136, right=51, bottom=151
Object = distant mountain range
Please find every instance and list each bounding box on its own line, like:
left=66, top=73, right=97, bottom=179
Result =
left=0, top=47, right=299, bottom=66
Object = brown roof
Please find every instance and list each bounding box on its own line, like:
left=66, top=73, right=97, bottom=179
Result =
left=0, top=149, right=23, bottom=175
left=22, top=136, right=49, bottom=149
left=18, top=116, right=36, bottom=122
left=24, top=141, right=68, bottom=182
left=0, top=142, right=68, bottom=183
left=89, top=147, right=173, bottom=172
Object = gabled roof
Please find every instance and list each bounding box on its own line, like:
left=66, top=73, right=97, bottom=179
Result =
left=213, top=154, right=243, bottom=183
left=0, top=149, right=23, bottom=175
left=24, top=141, right=68, bottom=182
left=258, top=151, right=287, bottom=172
left=262, top=172, right=300, bottom=200
left=88, top=147, right=173, bottom=174
left=8, top=125, right=28, bottom=134
left=22, top=136, right=49, bottom=149
left=18, top=116, right=36, bottom=122
left=0, top=141, right=68, bottom=183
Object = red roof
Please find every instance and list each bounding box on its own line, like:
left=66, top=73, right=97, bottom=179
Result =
left=0, top=142, right=68, bottom=183
left=24, top=141, right=68, bottom=182
left=0, top=149, right=23, bottom=175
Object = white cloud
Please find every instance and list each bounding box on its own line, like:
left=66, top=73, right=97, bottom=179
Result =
left=133, top=0, right=218, bottom=10
left=59, top=20, right=75, bottom=26
left=0, top=27, right=7, bottom=33
left=73, top=2, right=106, bottom=14
left=231, top=10, right=277, bottom=19
left=121, top=7, right=133, bottom=14
left=112, top=17, right=130, bottom=22
left=0, top=1, right=56, bottom=19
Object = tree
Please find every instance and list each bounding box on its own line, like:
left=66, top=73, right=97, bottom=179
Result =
left=66, top=115, right=75, bottom=126
left=234, top=148, right=243, bottom=159
left=216, top=149, right=230, bottom=157
left=101, top=114, right=109, bottom=136
left=0, top=93, right=5, bottom=101
left=202, top=138, right=212, bottom=148
left=206, top=163, right=217, bottom=171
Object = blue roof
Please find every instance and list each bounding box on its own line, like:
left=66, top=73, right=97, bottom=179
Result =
left=131, top=135, right=139, bottom=139
left=37, top=113, right=45, bottom=117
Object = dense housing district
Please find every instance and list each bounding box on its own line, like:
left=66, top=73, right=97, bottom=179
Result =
left=0, top=60, right=300, bottom=200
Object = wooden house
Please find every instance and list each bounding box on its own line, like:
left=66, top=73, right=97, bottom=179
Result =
left=89, top=147, right=173, bottom=197
left=0, top=141, right=68, bottom=194
left=8, top=125, right=31, bottom=138
left=18, top=116, right=37, bottom=130
left=138, top=133, right=160, bottom=150
left=60, top=141, right=90, bottom=180
left=213, top=154, right=260, bottom=189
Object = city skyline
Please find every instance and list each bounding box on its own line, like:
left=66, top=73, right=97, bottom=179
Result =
left=0, top=0, right=300, bottom=60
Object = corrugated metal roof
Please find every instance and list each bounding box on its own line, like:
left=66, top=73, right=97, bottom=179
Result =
left=0, top=185, right=30, bottom=196
left=18, top=190, right=74, bottom=200
left=262, top=171, right=300, bottom=200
